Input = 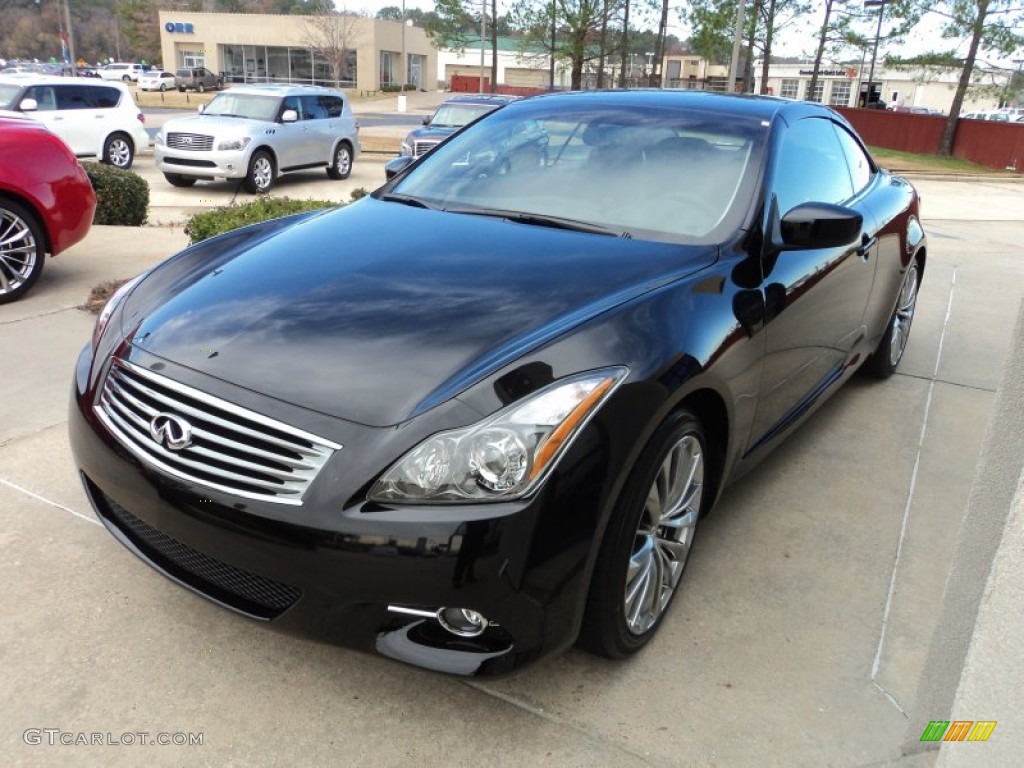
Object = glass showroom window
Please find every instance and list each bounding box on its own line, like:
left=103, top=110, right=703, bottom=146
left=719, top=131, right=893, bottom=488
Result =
left=380, top=51, right=398, bottom=86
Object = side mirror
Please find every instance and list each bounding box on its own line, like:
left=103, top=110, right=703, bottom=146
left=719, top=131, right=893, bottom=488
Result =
left=385, top=155, right=415, bottom=180
left=778, top=202, right=862, bottom=250
left=281, top=109, right=298, bottom=123
left=19, top=97, right=38, bottom=112
left=421, top=115, right=430, bottom=126
left=197, top=104, right=205, bottom=114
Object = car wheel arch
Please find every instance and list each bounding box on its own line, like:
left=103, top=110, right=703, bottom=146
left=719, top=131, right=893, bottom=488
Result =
left=580, top=383, right=732, bottom=588
left=0, top=191, right=52, bottom=254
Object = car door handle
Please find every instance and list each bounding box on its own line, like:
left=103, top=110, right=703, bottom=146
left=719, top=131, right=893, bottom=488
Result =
left=857, top=233, right=877, bottom=259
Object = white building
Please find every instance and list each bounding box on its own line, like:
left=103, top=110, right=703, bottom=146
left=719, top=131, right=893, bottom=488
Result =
left=755, top=61, right=1010, bottom=113
left=437, top=37, right=570, bottom=91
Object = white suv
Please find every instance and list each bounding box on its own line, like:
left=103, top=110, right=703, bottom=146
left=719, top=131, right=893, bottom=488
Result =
left=154, top=84, right=360, bottom=193
left=99, top=63, right=144, bottom=82
left=0, top=76, right=149, bottom=168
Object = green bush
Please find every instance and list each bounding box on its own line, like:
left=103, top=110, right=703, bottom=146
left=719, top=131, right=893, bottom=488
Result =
left=184, top=197, right=337, bottom=244
left=349, top=187, right=368, bottom=201
left=83, top=162, right=149, bottom=226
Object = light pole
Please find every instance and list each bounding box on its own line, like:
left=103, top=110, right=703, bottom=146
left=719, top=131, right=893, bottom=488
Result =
left=864, top=0, right=887, bottom=106
left=397, top=0, right=407, bottom=112
left=479, top=0, right=486, bottom=93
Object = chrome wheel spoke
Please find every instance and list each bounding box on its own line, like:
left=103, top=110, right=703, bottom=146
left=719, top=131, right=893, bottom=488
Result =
left=623, top=431, right=704, bottom=636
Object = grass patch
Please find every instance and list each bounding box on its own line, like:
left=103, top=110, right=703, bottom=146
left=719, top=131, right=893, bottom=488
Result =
left=869, top=147, right=1004, bottom=175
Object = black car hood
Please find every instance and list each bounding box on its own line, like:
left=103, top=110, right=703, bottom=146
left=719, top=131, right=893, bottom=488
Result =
left=124, top=199, right=716, bottom=426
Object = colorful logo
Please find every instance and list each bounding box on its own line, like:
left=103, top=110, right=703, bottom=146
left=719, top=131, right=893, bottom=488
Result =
left=920, top=721, right=997, bottom=742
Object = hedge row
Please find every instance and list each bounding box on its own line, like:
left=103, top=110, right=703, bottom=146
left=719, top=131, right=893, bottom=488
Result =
left=184, top=197, right=338, bottom=244
left=83, top=163, right=148, bottom=226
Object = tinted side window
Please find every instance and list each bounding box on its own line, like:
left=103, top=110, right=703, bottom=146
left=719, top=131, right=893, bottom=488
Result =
left=320, top=95, right=344, bottom=118
left=93, top=86, right=121, bottom=108
left=300, top=95, right=327, bottom=120
left=834, top=124, right=874, bottom=195
left=773, top=117, right=854, bottom=214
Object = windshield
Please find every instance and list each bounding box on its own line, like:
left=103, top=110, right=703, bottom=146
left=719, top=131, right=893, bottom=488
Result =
left=392, top=99, right=768, bottom=244
left=202, top=93, right=280, bottom=121
left=430, top=103, right=500, bottom=128
left=0, top=84, right=22, bottom=109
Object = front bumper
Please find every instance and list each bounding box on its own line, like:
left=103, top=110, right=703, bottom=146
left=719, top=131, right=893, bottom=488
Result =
left=155, top=146, right=248, bottom=179
left=69, top=344, right=608, bottom=676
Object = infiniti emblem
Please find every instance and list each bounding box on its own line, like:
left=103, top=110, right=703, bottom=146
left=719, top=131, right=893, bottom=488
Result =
left=183, top=136, right=193, bottom=144
left=149, top=413, right=193, bottom=451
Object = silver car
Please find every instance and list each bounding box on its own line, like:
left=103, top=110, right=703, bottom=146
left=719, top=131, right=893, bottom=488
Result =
left=154, top=84, right=360, bottom=193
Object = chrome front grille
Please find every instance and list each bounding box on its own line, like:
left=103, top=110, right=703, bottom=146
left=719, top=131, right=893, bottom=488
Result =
left=95, top=360, right=341, bottom=505
left=166, top=132, right=214, bottom=151
left=413, top=140, right=440, bottom=158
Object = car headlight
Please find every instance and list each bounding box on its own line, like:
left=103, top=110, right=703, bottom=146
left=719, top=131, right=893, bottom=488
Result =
left=217, top=137, right=252, bottom=151
left=400, top=141, right=412, bottom=156
left=154, top=130, right=165, bottom=146
left=368, top=368, right=627, bottom=504
left=92, top=272, right=146, bottom=352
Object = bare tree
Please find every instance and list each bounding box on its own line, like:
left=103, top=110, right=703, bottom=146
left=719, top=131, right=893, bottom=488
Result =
left=303, top=0, right=358, bottom=87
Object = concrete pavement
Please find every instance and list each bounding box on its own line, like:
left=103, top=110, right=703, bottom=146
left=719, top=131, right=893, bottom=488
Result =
left=1, top=175, right=1023, bottom=765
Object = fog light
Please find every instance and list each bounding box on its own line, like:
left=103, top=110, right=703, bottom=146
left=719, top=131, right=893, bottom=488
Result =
left=436, top=607, right=489, bottom=637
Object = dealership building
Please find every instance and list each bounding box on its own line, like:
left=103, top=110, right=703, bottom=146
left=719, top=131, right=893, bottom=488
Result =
left=157, top=11, right=437, bottom=93
left=754, top=61, right=1009, bottom=113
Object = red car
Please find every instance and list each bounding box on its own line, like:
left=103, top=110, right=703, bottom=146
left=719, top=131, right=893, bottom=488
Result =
left=0, top=114, right=96, bottom=303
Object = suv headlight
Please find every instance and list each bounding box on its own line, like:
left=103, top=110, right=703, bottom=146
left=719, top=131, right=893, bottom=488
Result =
left=217, top=137, right=252, bottom=151
left=154, top=129, right=165, bottom=146
left=368, top=368, right=627, bottom=503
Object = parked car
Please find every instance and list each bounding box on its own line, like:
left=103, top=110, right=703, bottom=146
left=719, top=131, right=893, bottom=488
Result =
left=98, top=63, right=144, bottom=82
left=154, top=84, right=360, bottom=192
left=960, top=110, right=1010, bottom=122
left=138, top=70, right=176, bottom=92
left=175, top=67, right=222, bottom=93
left=72, top=90, right=926, bottom=677
left=399, top=93, right=519, bottom=158
left=0, top=114, right=96, bottom=303
left=0, top=75, right=148, bottom=168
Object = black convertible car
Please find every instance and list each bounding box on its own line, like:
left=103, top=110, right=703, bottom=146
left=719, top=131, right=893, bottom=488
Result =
left=70, top=91, right=925, bottom=677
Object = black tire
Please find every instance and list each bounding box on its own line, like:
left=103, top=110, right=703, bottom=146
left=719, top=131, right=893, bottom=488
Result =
left=178, top=86, right=185, bottom=93
left=0, top=199, right=46, bottom=304
left=102, top=132, right=134, bottom=169
left=578, top=409, right=710, bottom=659
left=243, top=150, right=275, bottom=194
left=164, top=173, right=197, bottom=188
left=198, top=83, right=205, bottom=93
left=867, top=258, right=921, bottom=378
left=326, top=142, right=353, bottom=180
left=122, top=75, right=131, bottom=83
left=159, top=83, right=166, bottom=92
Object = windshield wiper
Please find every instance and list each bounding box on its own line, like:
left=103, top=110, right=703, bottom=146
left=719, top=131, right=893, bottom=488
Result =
left=446, top=207, right=629, bottom=238
left=377, top=193, right=440, bottom=210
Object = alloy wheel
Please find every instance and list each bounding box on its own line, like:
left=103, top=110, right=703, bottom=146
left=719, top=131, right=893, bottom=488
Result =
left=624, top=433, right=704, bottom=635
left=336, top=146, right=351, bottom=176
left=889, top=263, right=920, bottom=367
left=0, top=207, right=38, bottom=298
left=253, top=157, right=272, bottom=191
left=107, top=138, right=132, bottom=168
